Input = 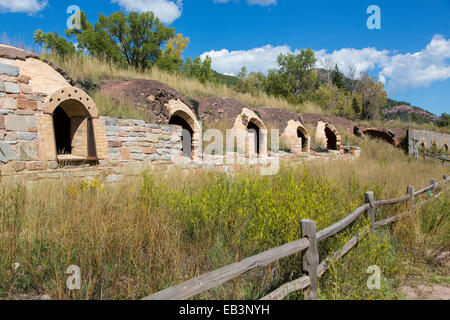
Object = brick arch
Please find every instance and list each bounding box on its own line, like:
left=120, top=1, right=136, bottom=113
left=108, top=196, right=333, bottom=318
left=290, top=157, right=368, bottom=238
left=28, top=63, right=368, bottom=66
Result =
left=324, top=122, right=341, bottom=151
left=362, top=128, right=396, bottom=146
left=166, top=99, right=202, bottom=160
left=232, top=108, right=268, bottom=157
left=281, top=120, right=311, bottom=154
left=37, top=87, right=108, bottom=162
left=44, top=87, right=98, bottom=118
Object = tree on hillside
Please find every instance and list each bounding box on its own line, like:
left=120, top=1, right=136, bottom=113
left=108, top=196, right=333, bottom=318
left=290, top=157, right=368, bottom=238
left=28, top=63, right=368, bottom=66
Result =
left=36, top=11, right=176, bottom=71
left=437, top=113, right=450, bottom=127
left=331, top=65, right=345, bottom=89
left=234, top=67, right=266, bottom=96
left=33, top=31, right=76, bottom=58
left=156, top=33, right=190, bottom=72
left=352, top=97, right=361, bottom=115
left=356, top=72, right=387, bottom=120
left=276, top=49, right=318, bottom=100
left=183, top=56, right=215, bottom=84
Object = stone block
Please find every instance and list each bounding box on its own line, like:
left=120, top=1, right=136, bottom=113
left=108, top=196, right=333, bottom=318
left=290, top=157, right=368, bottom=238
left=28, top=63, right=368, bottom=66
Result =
left=120, top=147, right=131, bottom=160
left=149, top=154, right=161, bottom=161
left=0, top=143, right=18, bottom=163
left=18, top=142, right=39, bottom=161
left=0, top=62, right=19, bottom=77
left=18, top=99, right=37, bottom=111
left=131, top=153, right=146, bottom=160
left=0, top=115, right=4, bottom=130
left=27, top=162, right=47, bottom=171
left=18, top=132, right=37, bottom=141
left=19, top=84, right=33, bottom=94
left=1, top=98, right=17, bottom=110
left=106, top=125, right=121, bottom=132
left=4, top=82, right=20, bottom=94
left=0, top=79, right=4, bottom=92
left=12, top=161, right=26, bottom=172
left=48, top=161, right=59, bottom=169
left=5, top=115, right=36, bottom=131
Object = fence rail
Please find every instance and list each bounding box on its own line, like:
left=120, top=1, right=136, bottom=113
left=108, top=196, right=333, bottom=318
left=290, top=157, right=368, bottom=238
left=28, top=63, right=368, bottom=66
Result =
left=142, top=174, right=449, bottom=301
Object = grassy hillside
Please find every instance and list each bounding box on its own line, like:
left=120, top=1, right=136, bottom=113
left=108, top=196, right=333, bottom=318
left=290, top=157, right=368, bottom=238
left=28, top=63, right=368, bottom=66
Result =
left=46, top=53, right=322, bottom=116
left=1, top=139, right=448, bottom=300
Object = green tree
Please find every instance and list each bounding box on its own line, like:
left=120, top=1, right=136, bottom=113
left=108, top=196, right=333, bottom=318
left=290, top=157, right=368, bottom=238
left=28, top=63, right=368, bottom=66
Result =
left=65, top=11, right=174, bottom=70
left=352, top=97, right=361, bottom=114
left=183, top=56, right=215, bottom=84
left=356, top=72, right=387, bottom=120
left=33, top=30, right=76, bottom=58
left=276, top=49, right=318, bottom=101
left=437, top=113, right=450, bottom=127
left=156, top=33, right=189, bottom=72
left=331, top=65, right=345, bottom=89
left=234, top=67, right=266, bottom=96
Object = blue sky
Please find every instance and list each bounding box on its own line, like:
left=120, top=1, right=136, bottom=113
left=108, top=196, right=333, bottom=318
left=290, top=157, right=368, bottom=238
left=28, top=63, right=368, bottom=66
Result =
left=0, top=0, right=449, bottom=115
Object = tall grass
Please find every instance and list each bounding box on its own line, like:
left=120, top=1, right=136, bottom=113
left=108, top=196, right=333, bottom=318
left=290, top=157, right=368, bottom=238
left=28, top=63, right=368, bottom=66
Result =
left=44, top=53, right=322, bottom=116
left=0, top=138, right=447, bottom=300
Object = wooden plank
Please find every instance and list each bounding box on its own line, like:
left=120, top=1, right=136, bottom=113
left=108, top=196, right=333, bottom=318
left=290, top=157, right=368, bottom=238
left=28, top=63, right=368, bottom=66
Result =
left=142, top=238, right=310, bottom=300
left=262, top=229, right=369, bottom=301
left=316, top=204, right=370, bottom=242
left=375, top=213, right=408, bottom=228
left=301, top=219, right=319, bottom=300
left=260, top=276, right=310, bottom=300
left=373, top=195, right=411, bottom=208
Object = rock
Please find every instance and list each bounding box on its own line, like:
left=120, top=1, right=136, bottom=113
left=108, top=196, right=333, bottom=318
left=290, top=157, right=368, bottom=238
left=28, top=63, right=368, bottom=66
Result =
left=4, top=82, right=20, bottom=94
left=18, top=132, right=37, bottom=141
left=0, top=79, right=4, bottom=92
left=0, top=142, right=18, bottom=163
left=0, top=62, right=19, bottom=77
left=48, top=161, right=59, bottom=169
left=1, top=98, right=17, bottom=110
left=18, top=142, right=39, bottom=161
left=12, top=161, right=26, bottom=172
left=5, top=115, right=36, bottom=131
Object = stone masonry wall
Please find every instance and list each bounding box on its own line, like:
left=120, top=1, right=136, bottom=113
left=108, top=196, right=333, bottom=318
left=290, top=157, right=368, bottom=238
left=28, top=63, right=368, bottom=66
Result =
left=408, top=129, right=450, bottom=155
left=104, top=117, right=183, bottom=163
left=0, top=61, right=46, bottom=169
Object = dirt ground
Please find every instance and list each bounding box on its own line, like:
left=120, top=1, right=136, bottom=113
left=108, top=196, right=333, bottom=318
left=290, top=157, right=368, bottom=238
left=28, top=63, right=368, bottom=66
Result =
left=399, top=251, right=450, bottom=300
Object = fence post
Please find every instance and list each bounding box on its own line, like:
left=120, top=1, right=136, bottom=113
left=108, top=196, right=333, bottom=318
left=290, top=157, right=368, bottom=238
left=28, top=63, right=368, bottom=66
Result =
left=430, top=179, right=436, bottom=192
left=301, top=219, right=319, bottom=300
left=365, top=192, right=375, bottom=231
left=407, top=186, right=415, bottom=215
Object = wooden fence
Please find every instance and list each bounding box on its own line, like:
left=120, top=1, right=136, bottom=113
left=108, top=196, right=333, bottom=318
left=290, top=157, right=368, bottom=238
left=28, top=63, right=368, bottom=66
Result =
left=142, top=174, right=449, bottom=301
left=424, top=153, right=449, bottom=165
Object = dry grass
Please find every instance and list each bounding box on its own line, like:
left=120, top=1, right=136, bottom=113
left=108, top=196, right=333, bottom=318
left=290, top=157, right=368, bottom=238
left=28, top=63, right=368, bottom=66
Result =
left=0, top=137, right=448, bottom=300
left=45, top=53, right=322, bottom=116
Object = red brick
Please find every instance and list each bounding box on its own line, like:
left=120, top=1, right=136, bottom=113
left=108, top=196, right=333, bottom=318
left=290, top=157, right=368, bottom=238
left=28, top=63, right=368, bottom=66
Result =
left=142, top=147, right=156, bottom=154
left=17, top=75, right=31, bottom=84
left=18, top=99, right=38, bottom=111
left=108, top=141, right=123, bottom=148
left=20, top=83, right=33, bottom=94
left=120, top=147, right=131, bottom=160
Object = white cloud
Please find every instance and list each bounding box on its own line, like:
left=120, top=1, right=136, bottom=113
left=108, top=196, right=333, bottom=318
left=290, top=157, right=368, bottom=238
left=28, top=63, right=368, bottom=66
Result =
left=213, top=0, right=277, bottom=6
left=0, top=0, right=48, bottom=14
left=111, top=0, right=183, bottom=24
left=201, top=35, right=450, bottom=93
left=201, top=45, right=293, bottom=76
